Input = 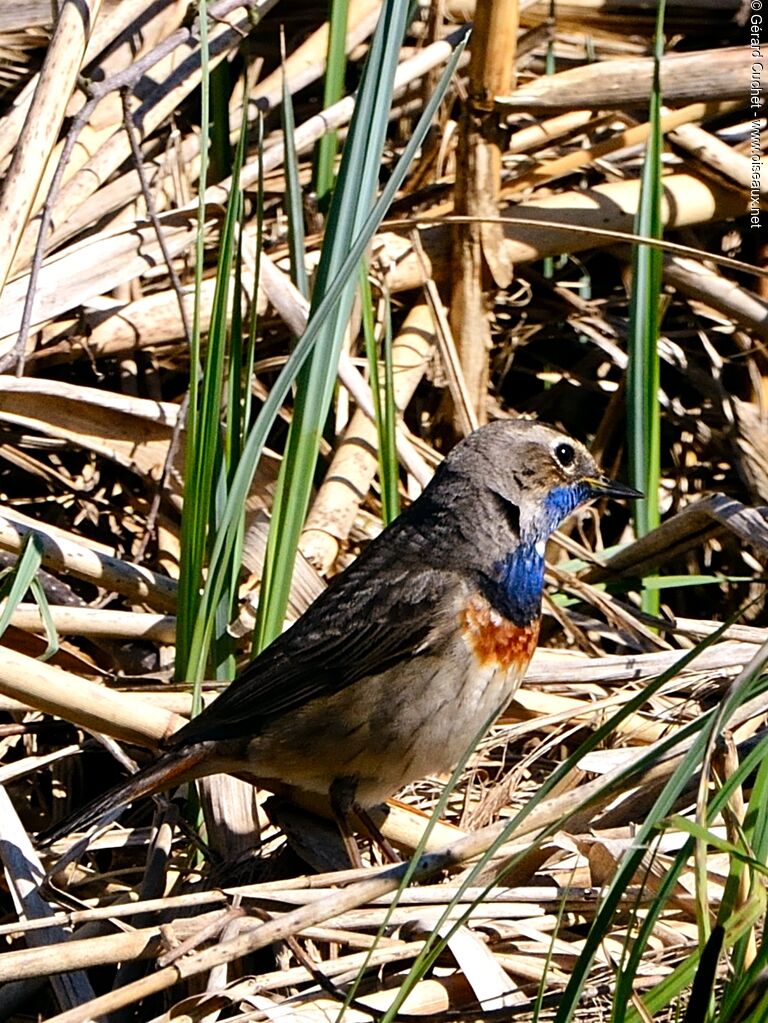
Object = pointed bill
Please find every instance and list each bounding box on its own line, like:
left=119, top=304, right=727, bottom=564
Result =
left=584, top=475, right=644, bottom=500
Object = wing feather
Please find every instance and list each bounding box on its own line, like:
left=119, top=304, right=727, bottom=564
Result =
left=169, top=555, right=464, bottom=749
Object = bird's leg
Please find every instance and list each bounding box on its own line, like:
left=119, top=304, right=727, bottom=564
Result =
left=353, top=804, right=400, bottom=864
left=328, top=776, right=365, bottom=869
left=329, top=777, right=400, bottom=866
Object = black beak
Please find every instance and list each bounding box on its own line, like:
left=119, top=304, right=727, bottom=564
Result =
left=585, top=475, right=644, bottom=500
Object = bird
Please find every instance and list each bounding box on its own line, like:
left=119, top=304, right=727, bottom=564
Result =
left=40, top=419, right=640, bottom=857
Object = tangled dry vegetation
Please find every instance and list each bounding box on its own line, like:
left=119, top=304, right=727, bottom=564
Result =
left=0, top=1, right=766, bottom=1020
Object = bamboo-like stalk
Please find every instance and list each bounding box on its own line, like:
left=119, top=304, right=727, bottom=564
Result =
left=6, top=605, right=175, bottom=641
left=0, top=514, right=178, bottom=612
left=450, top=0, right=519, bottom=425
left=10, top=3, right=262, bottom=277
left=660, top=255, right=768, bottom=343
left=509, top=99, right=740, bottom=191
left=0, top=789, right=96, bottom=1010
left=669, top=119, right=765, bottom=193
left=15, top=20, right=465, bottom=277
left=300, top=302, right=436, bottom=573
left=497, top=45, right=746, bottom=110
left=384, top=172, right=751, bottom=292
left=0, top=911, right=427, bottom=983
left=0, top=647, right=183, bottom=746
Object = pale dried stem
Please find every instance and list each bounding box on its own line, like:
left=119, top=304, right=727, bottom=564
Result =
left=6, top=605, right=175, bottom=642
left=301, top=302, right=437, bottom=574
left=0, top=789, right=95, bottom=1011
left=236, top=0, right=382, bottom=112
left=510, top=99, right=741, bottom=191
left=10, top=1, right=266, bottom=284
left=497, top=46, right=747, bottom=111
left=669, top=118, right=767, bottom=195
left=422, top=267, right=479, bottom=435
left=0, top=647, right=183, bottom=747
left=661, top=255, right=768, bottom=343
left=0, top=0, right=102, bottom=298
left=383, top=173, right=752, bottom=292
left=450, top=0, right=518, bottom=424
left=0, top=912, right=427, bottom=986
left=584, top=494, right=768, bottom=582
left=0, top=514, right=178, bottom=611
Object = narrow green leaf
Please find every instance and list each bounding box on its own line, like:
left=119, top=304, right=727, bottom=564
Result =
left=315, top=0, right=350, bottom=205
left=0, top=535, right=58, bottom=659
left=253, top=2, right=458, bottom=651
left=282, top=29, right=310, bottom=300
left=312, top=0, right=349, bottom=205
left=176, top=0, right=212, bottom=686
left=380, top=289, right=400, bottom=522
left=186, top=31, right=467, bottom=678
left=627, top=0, right=665, bottom=617
left=360, top=271, right=399, bottom=524
left=0, top=533, right=43, bottom=638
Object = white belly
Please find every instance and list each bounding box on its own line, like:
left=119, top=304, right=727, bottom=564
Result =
left=247, top=630, right=527, bottom=808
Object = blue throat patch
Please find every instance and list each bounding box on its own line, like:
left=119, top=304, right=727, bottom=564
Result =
left=482, top=483, right=591, bottom=626
left=486, top=542, right=546, bottom=626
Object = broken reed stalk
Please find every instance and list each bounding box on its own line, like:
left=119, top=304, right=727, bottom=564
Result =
left=450, top=0, right=519, bottom=427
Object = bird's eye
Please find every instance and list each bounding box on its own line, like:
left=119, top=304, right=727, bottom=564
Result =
left=554, top=442, right=576, bottom=468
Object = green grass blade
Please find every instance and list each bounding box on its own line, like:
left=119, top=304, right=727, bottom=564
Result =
left=379, top=624, right=751, bottom=1023
left=0, top=534, right=58, bottom=659
left=208, top=61, right=232, bottom=182
left=254, top=1, right=450, bottom=651
left=183, top=126, right=242, bottom=683
left=627, top=0, right=665, bottom=616
left=314, top=0, right=350, bottom=205
left=549, top=616, right=758, bottom=1022
left=185, top=31, right=467, bottom=676
left=281, top=30, right=310, bottom=300
left=587, top=644, right=768, bottom=1023
left=360, top=271, right=399, bottom=524
left=0, top=533, right=43, bottom=638
left=177, top=29, right=251, bottom=687
left=176, top=0, right=212, bottom=686
left=380, top=288, right=400, bottom=522
left=29, top=578, right=59, bottom=660
left=244, top=108, right=265, bottom=429
left=621, top=729, right=768, bottom=1022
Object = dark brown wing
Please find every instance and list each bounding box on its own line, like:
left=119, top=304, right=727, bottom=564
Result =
left=168, top=552, right=463, bottom=749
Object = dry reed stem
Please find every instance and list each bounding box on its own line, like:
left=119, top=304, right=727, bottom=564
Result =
left=0, top=647, right=182, bottom=746
left=0, top=0, right=101, bottom=296
left=383, top=172, right=752, bottom=291
left=11, top=3, right=264, bottom=276
left=6, top=605, right=175, bottom=641
left=301, top=302, right=437, bottom=573
left=498, top=45, right=747, bottom=110
left=510, top=99, right=742, bottom=190
left=586, top=494, right=768, bottom=582
left=0, top=376, right=179, bottom=478
left=661, top=255, right=768, bottom=343
left=450, top=0, right=518, bottom=423
left=0, top=788, right=96, bottom=1011
left=0, top=514, right=178, bottom=611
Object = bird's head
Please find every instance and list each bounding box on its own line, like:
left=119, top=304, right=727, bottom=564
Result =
left=442, top=419, right=641, bottom=544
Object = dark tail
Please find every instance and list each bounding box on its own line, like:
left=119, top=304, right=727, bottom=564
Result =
left=38, top=744, right=213, bottom=847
